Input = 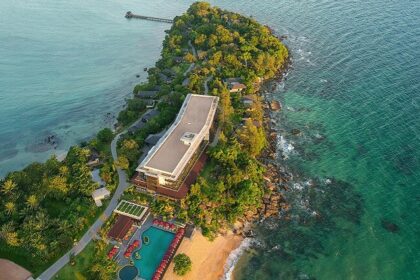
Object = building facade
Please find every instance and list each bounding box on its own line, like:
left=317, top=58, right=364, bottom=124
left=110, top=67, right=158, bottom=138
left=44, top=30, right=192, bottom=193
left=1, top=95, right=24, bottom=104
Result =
left=132, top=94, right=219, bottom=199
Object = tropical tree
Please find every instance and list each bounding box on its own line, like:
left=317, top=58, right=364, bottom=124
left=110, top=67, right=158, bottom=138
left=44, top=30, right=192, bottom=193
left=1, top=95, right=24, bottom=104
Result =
left=218, top=90, right=234, bottom=132
left=184, top=52, right=196, bottom=63
left=0, top=224, right=20, bottom=247
left=1, top=179, right=16, bottom=194
left=238, top=119, right=266, bottom=157
left=114, top=156, right=129, bottom=170
left=48, top=175, right=69, bottom=197
left=26, top=194, right=39, bottom=210
left=4, top=201, right=15, bottom=215
left=173, top=253, right=192, bottom=276
left=97, top=128, right=114, bottom=144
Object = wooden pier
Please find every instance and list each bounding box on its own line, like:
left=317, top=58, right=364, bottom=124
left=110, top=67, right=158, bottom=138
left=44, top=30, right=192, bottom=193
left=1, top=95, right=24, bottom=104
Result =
left=125, top=11, right=173, bottom=23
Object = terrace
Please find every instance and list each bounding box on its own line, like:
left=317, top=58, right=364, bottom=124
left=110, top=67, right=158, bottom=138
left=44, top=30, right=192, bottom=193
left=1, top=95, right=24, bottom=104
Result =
left=114, top=200, right=149, bottom=221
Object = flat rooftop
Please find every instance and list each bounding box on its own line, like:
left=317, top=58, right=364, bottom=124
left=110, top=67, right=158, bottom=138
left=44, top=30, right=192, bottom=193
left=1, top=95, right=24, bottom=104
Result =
left=138, top=94, right=218, bottom=177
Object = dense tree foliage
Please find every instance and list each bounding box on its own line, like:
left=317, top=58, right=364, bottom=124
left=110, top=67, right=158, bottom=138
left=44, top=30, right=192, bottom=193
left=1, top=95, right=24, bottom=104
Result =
left=0, top=148, right=100, bottom=275
left=155, top=2, right=288, bottom=237
left=117, top=2, right=288, bottom=237
left=96, top=128, right=114, bottom=144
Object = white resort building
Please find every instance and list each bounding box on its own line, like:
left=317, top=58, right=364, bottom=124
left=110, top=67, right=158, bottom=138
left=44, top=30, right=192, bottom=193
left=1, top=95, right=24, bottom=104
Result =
left=132, top=94, right=219, bottom=199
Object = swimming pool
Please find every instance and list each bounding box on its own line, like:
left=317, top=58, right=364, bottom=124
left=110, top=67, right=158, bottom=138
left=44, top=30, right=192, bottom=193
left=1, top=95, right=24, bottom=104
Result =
left=118, top=265, right=138, bottom=280
left=132, top=226, right=175, bottom=280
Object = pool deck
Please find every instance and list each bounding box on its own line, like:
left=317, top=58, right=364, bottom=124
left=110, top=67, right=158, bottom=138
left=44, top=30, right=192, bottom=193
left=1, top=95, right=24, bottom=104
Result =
left=115, top=215, right=154, bottom=267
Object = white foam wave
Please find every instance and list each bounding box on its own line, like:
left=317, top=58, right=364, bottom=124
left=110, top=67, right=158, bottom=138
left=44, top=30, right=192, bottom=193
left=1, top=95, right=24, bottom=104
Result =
left=277, top=81, right=285, bottom=91
left=293, top=182, right=304, bottom=190
left=278, top=135, right=295, bottom=159
left=221, top=238, right=255, bottom=280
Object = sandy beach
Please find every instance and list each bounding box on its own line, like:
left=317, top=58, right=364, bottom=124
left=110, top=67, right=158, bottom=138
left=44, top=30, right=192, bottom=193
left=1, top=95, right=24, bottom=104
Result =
left=163, top=231, right=243, bottom=280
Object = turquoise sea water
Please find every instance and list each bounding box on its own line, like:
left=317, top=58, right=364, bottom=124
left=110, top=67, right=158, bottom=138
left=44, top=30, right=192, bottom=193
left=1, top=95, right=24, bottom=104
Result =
left=0, top=0, right=176, bottom=175
left=1, top=0, right=419, bottom=279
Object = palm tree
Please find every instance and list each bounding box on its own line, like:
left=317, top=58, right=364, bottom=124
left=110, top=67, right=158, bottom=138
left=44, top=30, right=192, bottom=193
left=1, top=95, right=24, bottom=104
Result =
left=2, top=179, right=16, bottom=194
left=0, top=223, right=19, bottom=247
left=0, top=222, right=13, bottom=239
left=58, top=220, right=71, bottom=233
left=34, top=212, right=48, bottom=231
left=4, top=201, right=15, bottom=215
left=26, top=194, right=39, bottom=210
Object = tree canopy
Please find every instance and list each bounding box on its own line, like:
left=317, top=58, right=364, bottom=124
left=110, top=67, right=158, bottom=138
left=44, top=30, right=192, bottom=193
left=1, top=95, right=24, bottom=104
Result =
left=173, top=253, right=192, bottom=276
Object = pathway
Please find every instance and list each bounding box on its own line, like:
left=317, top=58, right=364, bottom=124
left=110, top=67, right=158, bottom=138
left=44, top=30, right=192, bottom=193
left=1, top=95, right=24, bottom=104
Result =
left=37, top=114, right=150, bottom=280
left=183, top=62, right=195, bottom=77
left=204, top=75, right=213, bottom=95
left=188, top=40, right=198, bottom=59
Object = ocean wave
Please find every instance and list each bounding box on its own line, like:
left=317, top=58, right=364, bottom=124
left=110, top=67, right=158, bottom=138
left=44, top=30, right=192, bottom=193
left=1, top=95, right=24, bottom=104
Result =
left=221, top=238, right=256, bottom=280
left=277, top=135, right=295, bottom=159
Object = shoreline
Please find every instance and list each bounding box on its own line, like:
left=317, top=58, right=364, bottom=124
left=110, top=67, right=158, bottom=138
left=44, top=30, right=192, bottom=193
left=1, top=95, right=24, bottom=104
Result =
left=218, top=35, right=292, bottom=279
left=162, top=40, right=291, bottom=280
left=163, top=231, right=243, bottom=280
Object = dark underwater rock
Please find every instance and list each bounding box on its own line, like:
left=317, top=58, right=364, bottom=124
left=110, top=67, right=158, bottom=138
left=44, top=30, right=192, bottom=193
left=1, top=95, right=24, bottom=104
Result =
left=291, top=128, right=301, bottom=136
left=381, top=219, right=400, bottom=233
left=0, top=148, right=19, bottom=161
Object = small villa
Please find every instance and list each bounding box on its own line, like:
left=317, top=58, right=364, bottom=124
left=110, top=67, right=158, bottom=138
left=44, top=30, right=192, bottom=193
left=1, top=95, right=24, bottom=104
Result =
left=242, top=95, right=256, bottom=107
left=229, top=82, right=247, bottom=93
left=225, top=77, right=247, bottom=93
left=137, top=90, right=159, bottom=99
left=87, top=148, right=101, bottom=168
left=91, top=187, right=110, bottom=207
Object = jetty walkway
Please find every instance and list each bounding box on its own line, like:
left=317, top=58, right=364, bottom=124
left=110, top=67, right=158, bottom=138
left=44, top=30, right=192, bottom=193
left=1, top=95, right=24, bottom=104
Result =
left=125, top=11, right=173, bottom=23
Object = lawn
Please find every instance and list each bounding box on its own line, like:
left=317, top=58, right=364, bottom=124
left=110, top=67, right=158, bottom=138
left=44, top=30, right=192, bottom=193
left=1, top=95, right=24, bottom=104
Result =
left=0, top=240, right=43, bottom=276
left=54, top=242, right=96, bottom=280
left=198, top=158, right=217, bottom=183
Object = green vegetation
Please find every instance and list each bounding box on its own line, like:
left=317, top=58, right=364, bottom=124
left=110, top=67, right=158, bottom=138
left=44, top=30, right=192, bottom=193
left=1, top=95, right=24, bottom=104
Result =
left=161, top=2, right=288, bottom=238
left=0, top=147, right=100, bottom=275
left=173, top=253, right=192, bottom=276
left=55, top=242, right=95, bottom=280
left=55, top=240, right=117, bottom=280
left=96, top=128, right=114, bottom=144
left=121, top=1, right=288, bottom=238
left=117, top=98, right=147, bottom=126
left=0, top=103, right=118, bottom=276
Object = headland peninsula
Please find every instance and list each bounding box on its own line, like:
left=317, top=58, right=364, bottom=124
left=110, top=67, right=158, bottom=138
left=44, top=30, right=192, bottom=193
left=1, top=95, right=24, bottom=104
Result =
left=0, top=2, right=288, bottom=279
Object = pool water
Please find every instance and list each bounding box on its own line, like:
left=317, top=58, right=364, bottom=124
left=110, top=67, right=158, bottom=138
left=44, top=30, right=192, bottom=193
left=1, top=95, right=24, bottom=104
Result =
left=118, top=265, right=138, bottom=280
left=132, top=226, right=175, bottom=280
